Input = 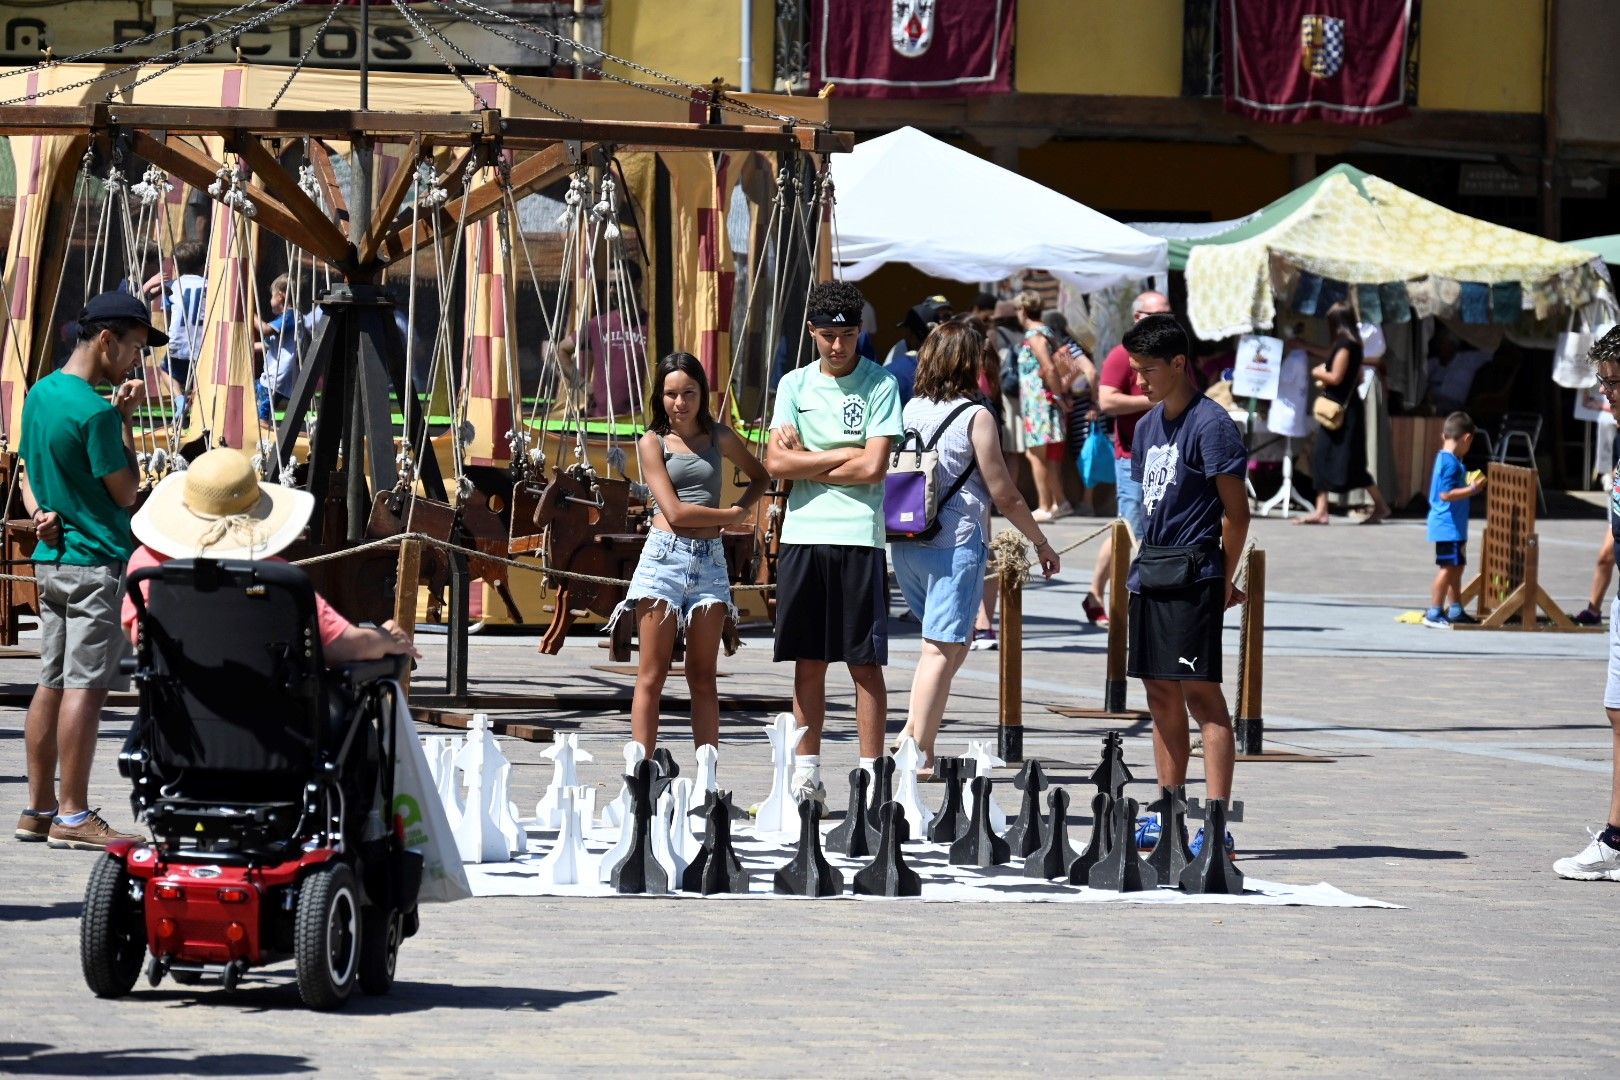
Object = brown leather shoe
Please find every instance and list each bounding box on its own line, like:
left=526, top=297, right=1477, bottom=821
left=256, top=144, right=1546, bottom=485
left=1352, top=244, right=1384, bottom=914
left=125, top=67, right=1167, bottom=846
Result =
left=47, top=809, right=141, bottom=850
left=14, top=809, right=55, bottom=842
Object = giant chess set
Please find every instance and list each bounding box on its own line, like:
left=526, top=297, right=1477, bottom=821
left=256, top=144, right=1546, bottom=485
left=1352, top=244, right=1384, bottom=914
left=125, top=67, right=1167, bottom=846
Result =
left=421, top=715, right=1393, bottom=909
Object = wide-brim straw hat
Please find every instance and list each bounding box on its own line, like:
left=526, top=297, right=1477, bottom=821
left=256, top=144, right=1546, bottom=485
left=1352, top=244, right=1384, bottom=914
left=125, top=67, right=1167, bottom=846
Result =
left=132, top=448, right=314, bottom=560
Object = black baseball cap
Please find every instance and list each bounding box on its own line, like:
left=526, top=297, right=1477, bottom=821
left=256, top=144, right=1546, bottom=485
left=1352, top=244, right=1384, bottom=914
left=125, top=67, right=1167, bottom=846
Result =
left=80, top=290, right=169, bottom=347
left=898, top=295, right=952, bottom=338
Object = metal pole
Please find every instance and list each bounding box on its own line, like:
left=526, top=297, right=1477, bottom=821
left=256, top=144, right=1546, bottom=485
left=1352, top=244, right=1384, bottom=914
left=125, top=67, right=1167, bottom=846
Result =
left=739, top=0, right=754, bottom=93
left=360, top=0, right=370, bottom=112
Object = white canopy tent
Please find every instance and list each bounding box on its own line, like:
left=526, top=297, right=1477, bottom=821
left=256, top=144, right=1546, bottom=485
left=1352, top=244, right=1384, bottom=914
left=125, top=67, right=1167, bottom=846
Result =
left=829, top=127, right=1168, bottom=292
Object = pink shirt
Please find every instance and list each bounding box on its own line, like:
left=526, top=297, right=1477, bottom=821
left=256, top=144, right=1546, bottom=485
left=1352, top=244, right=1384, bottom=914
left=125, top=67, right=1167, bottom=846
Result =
left=584, top=309, right=648, bottom=419
left=122, top=545, right=352, bottom=647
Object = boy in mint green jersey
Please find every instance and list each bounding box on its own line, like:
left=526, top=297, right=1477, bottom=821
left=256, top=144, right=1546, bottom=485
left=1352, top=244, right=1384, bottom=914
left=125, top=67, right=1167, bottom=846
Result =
left=766, top=280, right=903, bottom=805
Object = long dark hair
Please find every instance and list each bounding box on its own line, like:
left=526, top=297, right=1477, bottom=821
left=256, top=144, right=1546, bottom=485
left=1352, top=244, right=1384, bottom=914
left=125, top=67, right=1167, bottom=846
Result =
left=1325, top=301, right=1361, bottom=345
left=647, top=351, right=714, bottom=436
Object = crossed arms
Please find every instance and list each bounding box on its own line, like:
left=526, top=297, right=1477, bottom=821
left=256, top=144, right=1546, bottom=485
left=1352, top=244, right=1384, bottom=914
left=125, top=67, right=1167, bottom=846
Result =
left=765, top=424, right=892, bottom=486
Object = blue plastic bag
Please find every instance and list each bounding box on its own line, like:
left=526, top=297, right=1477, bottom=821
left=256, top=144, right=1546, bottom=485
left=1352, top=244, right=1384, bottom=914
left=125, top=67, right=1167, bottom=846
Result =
left=1080, top=425, right=1116, bottom=488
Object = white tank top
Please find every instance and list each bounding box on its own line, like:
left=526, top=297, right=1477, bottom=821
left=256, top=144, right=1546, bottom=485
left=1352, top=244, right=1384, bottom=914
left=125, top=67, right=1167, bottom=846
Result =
left=901, top=395, right=990, bottom=550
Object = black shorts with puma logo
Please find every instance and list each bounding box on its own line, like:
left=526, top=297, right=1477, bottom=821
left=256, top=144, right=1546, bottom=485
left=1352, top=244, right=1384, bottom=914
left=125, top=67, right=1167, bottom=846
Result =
left=1126, top=577, right=1224, bottom=683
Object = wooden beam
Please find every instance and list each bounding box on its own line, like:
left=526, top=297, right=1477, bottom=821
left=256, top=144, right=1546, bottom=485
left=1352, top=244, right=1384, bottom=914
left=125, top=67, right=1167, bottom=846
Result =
left=307, top=139, right=350, bottom=239
left=227, top=131, right=355, bottom=271
left=128, top=132, right=336, bottom=268
left=0, top=104, right=849, bottom=155
left=378, top=142, right=582, bottom=268
left=829, top=94, right=1543, bottom=159
left=358, top=134, right=423, bottom=267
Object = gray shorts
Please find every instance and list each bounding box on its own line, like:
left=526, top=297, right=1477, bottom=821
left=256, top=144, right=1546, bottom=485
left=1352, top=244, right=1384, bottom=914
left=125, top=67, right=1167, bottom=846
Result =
left=36, top=561, right=129, bottom=691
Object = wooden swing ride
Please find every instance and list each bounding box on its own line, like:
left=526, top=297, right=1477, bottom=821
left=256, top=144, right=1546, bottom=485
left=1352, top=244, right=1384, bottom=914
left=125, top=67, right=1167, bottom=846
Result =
left=0, top=0, right=852, bottom=703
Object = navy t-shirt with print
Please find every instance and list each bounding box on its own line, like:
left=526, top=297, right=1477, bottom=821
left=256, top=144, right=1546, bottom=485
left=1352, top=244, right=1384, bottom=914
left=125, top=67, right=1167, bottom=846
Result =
left=1128, top=393, right=1248, bottom=592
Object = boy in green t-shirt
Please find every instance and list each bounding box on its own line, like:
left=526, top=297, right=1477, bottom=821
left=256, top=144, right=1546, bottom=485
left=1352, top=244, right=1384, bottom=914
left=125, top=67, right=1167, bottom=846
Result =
left=15, top=291, right=155, bottom=850
left=766, top=280, right=903, bottom=804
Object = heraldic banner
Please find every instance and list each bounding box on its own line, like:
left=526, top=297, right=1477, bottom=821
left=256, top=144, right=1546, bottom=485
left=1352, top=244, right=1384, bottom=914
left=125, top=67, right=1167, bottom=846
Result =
left=1223, top=0, right=1415, bottom=126
left=810, top=0, right=1015, bottom=99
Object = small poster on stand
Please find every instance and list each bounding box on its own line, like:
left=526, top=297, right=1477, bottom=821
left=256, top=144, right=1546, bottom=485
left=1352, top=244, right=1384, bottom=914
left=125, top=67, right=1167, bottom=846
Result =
left=1232, top=335, right=1284, bottom=400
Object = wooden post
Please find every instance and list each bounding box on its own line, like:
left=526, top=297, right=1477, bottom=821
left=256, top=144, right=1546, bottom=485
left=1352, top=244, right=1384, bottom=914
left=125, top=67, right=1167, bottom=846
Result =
left=997, top=556, right=1024, bottom=763
left=392, top=538, right=422, bottom=695
left=1104, top=518, right=1130, bottom=713
left=1517, top=533, right=1540, bottom=632
left=1235, top=548, right=1265, bottom=755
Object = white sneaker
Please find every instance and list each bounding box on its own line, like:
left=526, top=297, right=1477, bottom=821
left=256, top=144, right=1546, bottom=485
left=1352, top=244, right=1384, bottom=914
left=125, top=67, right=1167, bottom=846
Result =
left=790, top=771, right=827, bottom=809
left=1553, top=830, right=1620, bottom=880
left=1031, top=508, right=1054, bottom=523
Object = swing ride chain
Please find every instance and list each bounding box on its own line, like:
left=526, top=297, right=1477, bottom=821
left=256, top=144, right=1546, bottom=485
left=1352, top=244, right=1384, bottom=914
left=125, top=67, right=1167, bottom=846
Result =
left=387, top=0, right=498, bottom=113
left=269, top=0, right=343, bottom=109
left=435, top=0, right=818, bottom=128
left=0, top=0, right=307, bottom=108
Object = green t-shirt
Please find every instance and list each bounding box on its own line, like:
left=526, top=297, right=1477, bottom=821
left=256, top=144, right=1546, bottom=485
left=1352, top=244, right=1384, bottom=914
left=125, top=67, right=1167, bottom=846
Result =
left=770, top=358, right=903, bottom=548
left=18, top=370, right=135, bottom=566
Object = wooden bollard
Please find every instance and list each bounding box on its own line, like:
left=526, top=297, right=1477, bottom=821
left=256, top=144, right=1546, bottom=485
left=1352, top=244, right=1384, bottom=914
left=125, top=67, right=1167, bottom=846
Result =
left=1234, top=547, right=1265, bottom=755
left=392, top=538, right=423, bottom=696
left=1103, top=518, right=1130, bottom=713
left=996, top=539, right=1026, bottom=764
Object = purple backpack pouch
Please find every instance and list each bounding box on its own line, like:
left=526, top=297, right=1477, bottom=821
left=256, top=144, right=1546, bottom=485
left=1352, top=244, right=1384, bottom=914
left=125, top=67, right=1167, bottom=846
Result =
left=885, top=470, right=932, bottom=537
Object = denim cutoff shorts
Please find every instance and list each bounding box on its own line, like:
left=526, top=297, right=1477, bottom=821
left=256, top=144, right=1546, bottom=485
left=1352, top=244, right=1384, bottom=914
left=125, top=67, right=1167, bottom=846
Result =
left=606, top=528, right=734, bottom=634
left=891, top=535, right=988, bottom=645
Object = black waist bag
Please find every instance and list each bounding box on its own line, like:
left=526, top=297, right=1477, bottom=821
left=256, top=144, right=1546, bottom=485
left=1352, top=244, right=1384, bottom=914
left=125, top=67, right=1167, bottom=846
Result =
left=1136, top=544, right=1212, bottom=591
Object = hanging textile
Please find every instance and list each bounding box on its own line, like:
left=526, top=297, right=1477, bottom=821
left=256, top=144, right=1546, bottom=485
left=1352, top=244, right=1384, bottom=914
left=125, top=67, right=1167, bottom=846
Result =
left=461, top=208, right=516, bottom=469
left=1223, top=0, right=1414, bottom=126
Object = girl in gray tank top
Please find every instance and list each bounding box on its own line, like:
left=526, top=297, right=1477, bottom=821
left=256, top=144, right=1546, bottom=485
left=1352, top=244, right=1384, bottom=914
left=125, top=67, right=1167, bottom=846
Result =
left=611, top=352, right=770, bottom=764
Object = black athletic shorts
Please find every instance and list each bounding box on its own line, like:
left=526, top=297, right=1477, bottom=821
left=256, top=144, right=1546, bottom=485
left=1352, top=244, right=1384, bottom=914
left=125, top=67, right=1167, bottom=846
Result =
left=1127, top=578, right=1225, bottom=683
left=1434, top=540, right=1466, bottom=567
left=773, top=543, right=888, bottom=665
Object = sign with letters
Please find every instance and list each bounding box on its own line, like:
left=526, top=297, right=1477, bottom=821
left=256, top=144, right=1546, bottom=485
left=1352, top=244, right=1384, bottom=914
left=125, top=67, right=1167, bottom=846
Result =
left=1232, top=334, right=1284, bottom=400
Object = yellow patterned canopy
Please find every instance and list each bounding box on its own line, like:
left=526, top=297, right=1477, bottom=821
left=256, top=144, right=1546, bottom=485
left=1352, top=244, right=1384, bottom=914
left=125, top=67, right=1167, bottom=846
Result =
left=1185, top=166, right=1610, bottom=340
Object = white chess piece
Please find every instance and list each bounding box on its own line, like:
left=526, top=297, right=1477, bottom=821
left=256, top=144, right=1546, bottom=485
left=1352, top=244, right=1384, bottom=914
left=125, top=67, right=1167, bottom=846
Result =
left=493, top=757, right=526, bottom=855
left=573, top=785, right=597, bottom=831
left=891, top=736, right=935, bottom=838
left=650, top=777, right=688, bottom=889
left=666, top=778, right=702, bottom=865
left=451, top=721, right=508, bottom=863
left=423, top=736, right=445, bottom=787
left=598, top=741, right=646, bottom=831
left=536, top=734, right=594, bottom=827
left=534, top=788, right=595, bottom=886
left=694, top=744, right=719, bottom=797
left=755, top=712, right=806, bottom=834
left=435, top=736, right=465, bottom=830
left=964, top=740, right=1008, bottom=832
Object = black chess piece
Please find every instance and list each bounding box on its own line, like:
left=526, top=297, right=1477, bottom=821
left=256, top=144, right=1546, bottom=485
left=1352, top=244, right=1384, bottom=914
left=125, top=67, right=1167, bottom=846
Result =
left=1002, top=759, right=1049, bottom=857
left=692, top=789, right=747, bottom=874
left=866, top=755, right=896, bottom=829
left=925, top=756, right=969, bottom=843
left=607, top=759, right=668, bottom=894
left=1087, top=795, right=1157, bottom=892
left=773, top=799, right=844, bottom=896
left=1068, top=792, right=1112, bottom=885
left=853, top=802, right=921, bottom=897
left=1089, top=731, right=1133, bottom=799
left=1022, top=787, right=1075, bottom=879
left=1180, top=797, right=1246, bottom=895
left=1143, top=785, right=1193, bottom=885
left=949, top=776, right=1011, bottom=867
left=826, top=768, right=878, bottom=857
left=652, top=747, right=680, bottom=780
left=682, top=793, right=750, bottom=895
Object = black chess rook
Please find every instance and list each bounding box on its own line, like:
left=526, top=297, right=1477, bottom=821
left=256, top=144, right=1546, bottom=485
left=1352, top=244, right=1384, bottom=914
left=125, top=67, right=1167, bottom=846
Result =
left=1180, top=797, right=1246, bottom=895
left=926, top=756, right=969, bottom=844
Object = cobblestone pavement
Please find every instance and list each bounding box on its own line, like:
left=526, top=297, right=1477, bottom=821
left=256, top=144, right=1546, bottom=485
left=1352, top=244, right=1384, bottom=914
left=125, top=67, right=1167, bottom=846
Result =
left=2, top=511, right=1616, bottom=1077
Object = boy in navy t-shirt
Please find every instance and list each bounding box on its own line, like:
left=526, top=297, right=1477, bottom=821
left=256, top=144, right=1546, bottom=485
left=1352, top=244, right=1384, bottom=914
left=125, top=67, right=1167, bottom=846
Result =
left=1556, top=326, right=1620, bottom=880
left=1124, top=314, right=1250, bottom=856
left=1422, top=412, right=1487, bottom=628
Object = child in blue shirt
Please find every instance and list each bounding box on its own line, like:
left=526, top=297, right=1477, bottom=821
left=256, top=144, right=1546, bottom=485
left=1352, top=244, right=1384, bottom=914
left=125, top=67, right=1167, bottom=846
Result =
left=1423, top=411, right=1487, bottom=627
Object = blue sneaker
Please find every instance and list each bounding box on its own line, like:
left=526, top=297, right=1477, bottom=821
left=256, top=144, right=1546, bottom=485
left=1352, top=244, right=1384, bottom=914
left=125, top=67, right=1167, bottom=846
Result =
left=1134, top=815, right=1160, bottom=850
left=1190, top=827, right=1235, bottom=857
left=1421, top=608, right=1450, bottom=629
left=1447, top=606, right=1478, bottom=625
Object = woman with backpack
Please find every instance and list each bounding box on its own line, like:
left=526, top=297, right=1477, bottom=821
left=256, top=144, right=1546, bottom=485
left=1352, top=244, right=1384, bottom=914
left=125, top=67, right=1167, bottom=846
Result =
left=890, top=320, right=1060, bottom=776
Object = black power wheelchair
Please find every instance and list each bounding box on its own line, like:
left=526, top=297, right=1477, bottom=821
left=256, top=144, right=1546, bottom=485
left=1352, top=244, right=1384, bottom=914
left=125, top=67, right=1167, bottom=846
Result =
left=79, top=558, right=422, bottom=1010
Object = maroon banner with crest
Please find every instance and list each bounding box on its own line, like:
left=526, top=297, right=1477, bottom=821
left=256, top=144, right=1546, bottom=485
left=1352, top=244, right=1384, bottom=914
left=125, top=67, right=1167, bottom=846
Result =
left=809, top=0, right=1015, bottom=100
left=1223, top=0, right=1414, bottom=125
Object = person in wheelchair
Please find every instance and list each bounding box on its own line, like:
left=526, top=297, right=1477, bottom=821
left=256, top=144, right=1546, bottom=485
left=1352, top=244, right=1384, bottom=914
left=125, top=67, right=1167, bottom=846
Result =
left=120, top=448, right=419, bottom=666
left=87, top=448, right=429, bottom=1008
